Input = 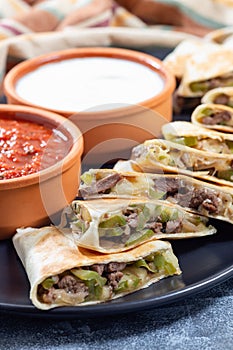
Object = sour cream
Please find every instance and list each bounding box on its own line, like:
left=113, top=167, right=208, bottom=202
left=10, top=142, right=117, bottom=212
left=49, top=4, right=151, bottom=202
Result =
left=15, top=57, right=165, bottom=112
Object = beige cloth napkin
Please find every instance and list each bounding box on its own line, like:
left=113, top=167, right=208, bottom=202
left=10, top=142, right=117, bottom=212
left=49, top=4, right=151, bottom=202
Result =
left=0, top=0, right=233, bottom=92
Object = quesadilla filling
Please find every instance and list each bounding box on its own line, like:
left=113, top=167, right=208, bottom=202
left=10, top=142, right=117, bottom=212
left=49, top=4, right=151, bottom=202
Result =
left=173, top=74, right=233, bottom=114
left=153, top=177, right=233, bottom=218
left=80, top=171, right=124, bottom=198
left=37, top=250, right=178, bottom=305
left=80, top=170, right=164, bottom=200
left=213, top=93, right=233, bottom=107
left=166, top=135, right=233, bottom=154
left=80, top=170, right=233, bottom=220
left=131, top=142, right=233, bottom=183
left=71, top=202, right=209, bottom=249
left=190, top=73, right=233, bottom=94
left=196, top=107, right=233, bottom=127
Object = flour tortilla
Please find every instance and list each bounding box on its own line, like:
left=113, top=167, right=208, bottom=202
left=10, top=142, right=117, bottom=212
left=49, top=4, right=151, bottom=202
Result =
left=191, top=103, right=233, bottom=132
left=13, top=226, right=181, bottom=310
left=80, top=168, right=233, bottom=225
left=162, top=121, right=233, bottom=153
left=201, top=87, right=233, bottom=105
left=62, top=198, right=216, bottom=253
left=163, top=39, right=219, bottom=80
left=126, top=138, right=233, bottom=187
left=177, top=49, right=233, bottom=97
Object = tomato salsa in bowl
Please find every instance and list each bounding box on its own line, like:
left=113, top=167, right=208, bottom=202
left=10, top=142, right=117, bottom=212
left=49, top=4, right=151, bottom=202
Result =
left=0, top=104, right=83, bottom=239
left=0, top=117, right=71, bottom=180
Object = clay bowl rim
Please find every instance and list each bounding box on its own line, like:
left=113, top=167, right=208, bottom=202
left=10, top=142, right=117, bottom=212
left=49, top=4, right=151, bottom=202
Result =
left=3, top=47, right=176, bottom=120
left=0, top=104, right=84, bottom=190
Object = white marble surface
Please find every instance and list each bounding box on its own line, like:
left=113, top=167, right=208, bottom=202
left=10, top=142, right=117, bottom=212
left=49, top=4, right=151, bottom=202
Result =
left=0, top=277, right=232, bottom=350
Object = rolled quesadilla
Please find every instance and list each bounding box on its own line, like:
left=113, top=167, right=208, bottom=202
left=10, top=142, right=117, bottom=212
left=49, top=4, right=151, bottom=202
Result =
left=80, top=168, right=233, bottom=225
left=201, top=87, right=233, bottom=107
left=61, top=198, right=216, bottom=253
left=204, top=26, right=233, bottom=46
left=177, top=49, right=233, bottom=98
left=223, top=35, right=233, bottom=47
left=162, top=121, right=233, bottom=155
left=13, top=226, right=181, bottom=310
left=163, top=39, right=219, bottom=80
left=191, top=103, right=233, bottom=132
left=126, top=139, right=233, bottom=187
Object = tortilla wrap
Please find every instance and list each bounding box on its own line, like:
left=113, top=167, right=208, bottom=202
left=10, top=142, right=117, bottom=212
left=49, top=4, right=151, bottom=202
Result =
left=201, top=87, right=233, bottom=107
left=163, top=39, right=219, bottom=80
left=13, top=226, right=181, bottom=310
left=80, top=168, right=233, bottom=225
left=61, top=198, right=216, bottom=253
left=223, top=35, right=233, bottom=47
left=205, top=26, right=233, bottom=45
left=191, top=103, right=233, bottom=132
left=177, top=49, right=233, bottom=97
left=162, top=121, right=233, bottom=155
left=124, top=138, right=233, bottom=187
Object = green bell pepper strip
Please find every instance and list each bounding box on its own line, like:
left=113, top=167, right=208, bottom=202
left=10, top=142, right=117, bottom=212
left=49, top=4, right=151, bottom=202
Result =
left=172, top=136, right=198, bottom=147
left=71, top=269, right=107, bottom=287
left=115, top=272, right=140, bottom=293
left=99, top=215, right=127, bottom=228
left=217, top=169, right=233, bottom=182
left=136, top=205, right=151, bottom=231
left=134, top=258, right=157, bottom=273
left=160, top=207, right=179, bottom=223
left=190, top=81, right=209, bottom=93
left=41, top=277, right=57, bottom=290
left=80, top=172, right=94, bottom=185
left=98, top=226, right=124, bottom=237
left=200, top=108, right=213, bottom=116
left=226, top=140, right=233, bottom=153
left=153, top=254, right=177, bottom=275
left=125, top=229, right=155, bottom=247
left=148, top=189, right=166, bottom=200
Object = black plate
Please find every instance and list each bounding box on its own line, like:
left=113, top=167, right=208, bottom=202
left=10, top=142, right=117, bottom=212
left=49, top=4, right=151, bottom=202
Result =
left=0, top=218, right=233, bottom=319
left=1, top=45, right=232, bottom=319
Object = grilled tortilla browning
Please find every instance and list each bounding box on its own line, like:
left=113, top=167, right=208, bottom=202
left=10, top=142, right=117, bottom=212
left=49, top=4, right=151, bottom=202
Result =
left=13, top=226, right=181, bottom=310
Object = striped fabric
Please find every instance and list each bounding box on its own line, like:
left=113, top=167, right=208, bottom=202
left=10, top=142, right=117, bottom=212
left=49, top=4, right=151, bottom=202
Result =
left=0, top=0, right=233, bottom=41
left=154, top=0, right=233, bottom=27
left=0, top=0, right=232, bottom=89
left=0, top=0, right=30, bottom=19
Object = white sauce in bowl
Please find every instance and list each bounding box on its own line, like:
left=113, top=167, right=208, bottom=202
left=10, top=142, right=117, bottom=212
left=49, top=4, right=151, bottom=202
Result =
left=16, top=57, right=165, bottom=112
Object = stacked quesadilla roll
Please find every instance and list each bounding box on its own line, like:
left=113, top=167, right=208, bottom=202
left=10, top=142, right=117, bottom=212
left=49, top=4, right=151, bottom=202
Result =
left=118, top=138, right=233, bottom=187
left=163, top=39, right=220, bottom=82
left=79, top=169, right=233, bottom=225
left=162, top=121, right=233, bottom=154
left=191, top=103, right=233, bottom=132
left=177, top=49, right=233, bottom=98
left=164, top=44, right=233, bottom=113
left=13, top=226, right=181, bottom=310
left=201, top=87, right=233, bottom=108
left=61, top=198, right=215, bottom=253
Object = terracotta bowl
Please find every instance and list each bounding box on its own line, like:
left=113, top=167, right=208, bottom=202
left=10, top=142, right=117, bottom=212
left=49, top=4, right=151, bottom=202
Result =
left=3, top=47, right=175, bottom=164
left=0, top=104, right=83, bottom=239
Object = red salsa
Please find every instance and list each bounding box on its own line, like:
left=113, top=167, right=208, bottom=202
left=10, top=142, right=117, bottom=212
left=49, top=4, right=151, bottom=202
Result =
left=0, top=117, right=71, bottom=180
